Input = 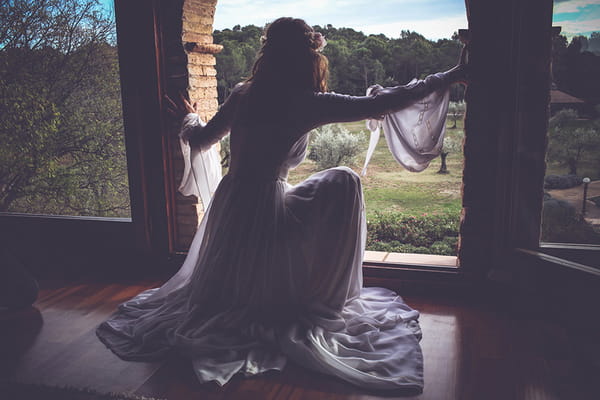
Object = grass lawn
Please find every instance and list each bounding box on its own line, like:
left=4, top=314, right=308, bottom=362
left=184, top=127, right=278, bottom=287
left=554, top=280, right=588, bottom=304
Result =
left=288, top=119, right=465, bottom=219
left=285, top=115, right=600, bottom=252
left=286, top=118, right=465, bottom=255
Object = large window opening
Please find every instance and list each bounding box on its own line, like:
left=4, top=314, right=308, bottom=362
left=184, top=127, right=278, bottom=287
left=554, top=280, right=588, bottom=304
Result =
left=0, top=0, right=130, bottom=218
left=210, top=0, right=468, bottom=266
left=541, top=1, right=600, bottom=247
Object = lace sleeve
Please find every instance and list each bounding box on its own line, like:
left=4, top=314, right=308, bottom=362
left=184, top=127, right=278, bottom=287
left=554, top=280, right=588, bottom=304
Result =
left=309, top=72, right=451, bottom=125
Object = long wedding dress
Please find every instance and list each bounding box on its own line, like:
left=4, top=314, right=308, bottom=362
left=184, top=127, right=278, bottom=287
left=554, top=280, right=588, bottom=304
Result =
left=97, top=72, right=452, bottom=391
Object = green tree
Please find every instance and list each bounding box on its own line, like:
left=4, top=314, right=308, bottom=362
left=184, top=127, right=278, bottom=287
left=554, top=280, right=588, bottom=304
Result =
left=213, top=23, right=466, bottom=101
left=0, top=0, right=129, bottom=216
left=547, top=109, right=600, bottom=175
left=589, top=32, right=600, bottom=54
left=447, top=101, right=465, bottom=129
left=438, top=136, right=461, bottom=174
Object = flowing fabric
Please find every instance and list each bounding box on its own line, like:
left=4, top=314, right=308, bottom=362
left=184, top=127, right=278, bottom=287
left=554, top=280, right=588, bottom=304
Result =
left=362, top=81, right=450, bottom=175
left=97, top=72, right=455, bottom=391
left=178, top=114, right=222, bottom=207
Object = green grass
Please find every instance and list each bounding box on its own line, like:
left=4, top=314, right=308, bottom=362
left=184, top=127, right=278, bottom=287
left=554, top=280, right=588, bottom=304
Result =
left=285, top=118, right=465, bottom=255
left=286, top=116, right=600, bottom=252
left=288, top=118, right=465, bottom=219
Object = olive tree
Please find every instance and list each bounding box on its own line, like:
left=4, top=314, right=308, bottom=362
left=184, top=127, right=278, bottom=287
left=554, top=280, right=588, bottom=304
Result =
left=547, top=109, right=600, bottom=175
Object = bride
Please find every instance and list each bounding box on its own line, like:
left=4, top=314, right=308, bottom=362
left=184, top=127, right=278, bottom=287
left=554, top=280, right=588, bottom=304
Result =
left=97, top=17, right=467, bottom=391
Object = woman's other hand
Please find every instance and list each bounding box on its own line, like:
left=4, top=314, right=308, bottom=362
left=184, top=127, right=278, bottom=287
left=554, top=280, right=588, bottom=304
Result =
left=165, top=93, right=198, bottom=120
left=444, top=45, right=469, bottom=85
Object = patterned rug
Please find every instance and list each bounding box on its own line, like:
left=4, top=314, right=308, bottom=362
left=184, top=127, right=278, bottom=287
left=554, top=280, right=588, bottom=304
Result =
left=0, top=381, right=165, bottom=400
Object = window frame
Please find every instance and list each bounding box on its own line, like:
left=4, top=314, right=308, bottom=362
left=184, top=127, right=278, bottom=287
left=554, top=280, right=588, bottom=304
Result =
left=490, top=0, right=600, bottom=276
left=6, top=0, right=596, bottom=283
left=0, top=0, right=171, bottom=273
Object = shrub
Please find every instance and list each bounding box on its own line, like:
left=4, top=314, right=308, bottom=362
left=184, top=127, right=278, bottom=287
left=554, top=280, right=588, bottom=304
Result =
left=308, top=124, right=363, bottom=170
left=544, top=174, right=582, bottom=189
left=541, top=195, right=600, bottom=243
left=366, top=212, right=460, bottom=256
left=220, top=135, right=230, bottom=168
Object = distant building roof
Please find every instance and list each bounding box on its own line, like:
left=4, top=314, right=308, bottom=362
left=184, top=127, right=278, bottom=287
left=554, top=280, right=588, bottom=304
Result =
left=550, top=89, right=585, bottom=104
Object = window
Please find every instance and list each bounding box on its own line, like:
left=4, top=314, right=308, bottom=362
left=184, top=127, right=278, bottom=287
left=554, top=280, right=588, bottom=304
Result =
left=539, top=2, right=600, bottom=249
left=0, top=0, right=172, bottom=272
left=498, top=0, right=600, bottom=273
left=0, top=0, right=130, bottom=218
left=210, top=1, right=468, bottom=270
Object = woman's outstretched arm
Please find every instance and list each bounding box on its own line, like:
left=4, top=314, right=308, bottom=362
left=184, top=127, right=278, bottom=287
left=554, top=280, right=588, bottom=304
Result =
left=308, top=64, right=467, bottom=126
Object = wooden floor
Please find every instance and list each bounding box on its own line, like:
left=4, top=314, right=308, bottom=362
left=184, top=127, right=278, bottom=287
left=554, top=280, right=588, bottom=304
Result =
left=1, top=279, right=598, bottom=400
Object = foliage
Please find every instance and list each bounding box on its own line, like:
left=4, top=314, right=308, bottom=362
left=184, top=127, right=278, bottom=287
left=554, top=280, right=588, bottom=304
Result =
left=213, top=25, right=262, bottom=101
left=544, top=174, right=582, bottom=189
left=307, top=124, right=363, bottom=170
left=219, top=135, right=230, bottom=168
left=213, top=24, right=466, bottom=102
left=366, top=211, right=460, bottom=256
left=547, top=109, right=600, bottom=175
left=552, top=32, right=600, bottom=103
left=541, top=196, right=600, bottom=244
left=0, top=0, right=129, bottom=216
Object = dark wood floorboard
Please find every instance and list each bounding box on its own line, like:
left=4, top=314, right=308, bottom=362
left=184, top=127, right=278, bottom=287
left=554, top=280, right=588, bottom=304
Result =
left=1, top=279, right=597, bottom=399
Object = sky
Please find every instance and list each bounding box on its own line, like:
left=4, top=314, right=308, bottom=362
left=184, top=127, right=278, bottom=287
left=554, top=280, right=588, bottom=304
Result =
left=212, top=0, right=467, bottom=40
left=553, top=0, right=600, bottom=39
left=99, top=0, right=599, bottom=41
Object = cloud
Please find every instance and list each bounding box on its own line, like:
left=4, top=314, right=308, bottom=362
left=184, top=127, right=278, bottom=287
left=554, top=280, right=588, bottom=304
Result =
left=559, top=18, right=600, bottom=36
left=554, top=0, right=598, bottom=14
left=354, top=14, right=468, bottom=40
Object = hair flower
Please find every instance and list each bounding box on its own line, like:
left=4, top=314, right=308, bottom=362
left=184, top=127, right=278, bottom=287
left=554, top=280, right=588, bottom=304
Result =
left=312, top=32, right=327, bottom=52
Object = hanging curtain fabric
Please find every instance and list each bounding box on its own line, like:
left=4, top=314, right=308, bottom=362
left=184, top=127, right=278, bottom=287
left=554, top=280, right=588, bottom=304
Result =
left=362, top=82, right=450, bottom=175
left=178, top=114, right=222, bottom=208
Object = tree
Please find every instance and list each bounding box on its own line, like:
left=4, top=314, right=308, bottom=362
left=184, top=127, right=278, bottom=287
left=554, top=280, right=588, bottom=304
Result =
left=547, top=109, right=600, bottom=175
left=437, top=136, right=461, bottom=174
left=308, top=124, right=363, bottom=170
left=213, top=23, right=465, bottom=100
left=589, top=32, right=600, bottom=54
left=447, top=101, right=465, bottom=129
left=553, top=33, right=600, bottom=104
left=0, top=0, right=129, bottom=216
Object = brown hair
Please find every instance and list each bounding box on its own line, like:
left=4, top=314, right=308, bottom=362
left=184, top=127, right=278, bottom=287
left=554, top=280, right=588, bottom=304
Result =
left=246, top=17, right=328, bottom=93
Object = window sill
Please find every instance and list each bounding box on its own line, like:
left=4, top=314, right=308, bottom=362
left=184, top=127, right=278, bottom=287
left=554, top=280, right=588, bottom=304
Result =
left=0, top=212, right=132, bottom=223
left=364, top=250, right=458, bottom=268
left=515, top=247, right=600, bottom=276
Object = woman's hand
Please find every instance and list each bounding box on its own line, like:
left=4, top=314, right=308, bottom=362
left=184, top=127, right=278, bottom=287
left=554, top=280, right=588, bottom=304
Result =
left=459, top=44, right=468, bottom=66
left=165, top=93, right=198, bottom=120
left=445, top=45, right=469, bottom=85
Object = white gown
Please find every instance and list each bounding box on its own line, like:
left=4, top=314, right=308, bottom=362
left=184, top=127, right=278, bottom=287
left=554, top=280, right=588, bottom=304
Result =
left=97, top=73, right=453, bottom=391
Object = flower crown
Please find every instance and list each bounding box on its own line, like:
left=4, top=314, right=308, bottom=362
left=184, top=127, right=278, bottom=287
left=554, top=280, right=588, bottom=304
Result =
left=309, top=32, right=327, bottom=52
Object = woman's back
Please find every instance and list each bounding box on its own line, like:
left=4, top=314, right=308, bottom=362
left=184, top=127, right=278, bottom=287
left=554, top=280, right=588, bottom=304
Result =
left=227, top=84, right=312, bottom=181
left=97, top=16, right=466, bottom=391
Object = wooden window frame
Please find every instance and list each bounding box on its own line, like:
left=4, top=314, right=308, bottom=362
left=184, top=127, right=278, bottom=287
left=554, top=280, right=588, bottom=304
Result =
left=0, top=0, right=171, bottom=275
left=5, top=0, right=596, bottom=284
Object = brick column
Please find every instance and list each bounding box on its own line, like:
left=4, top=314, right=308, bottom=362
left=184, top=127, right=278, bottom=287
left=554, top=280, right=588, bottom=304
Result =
left=166, top=0, right=222, bottom=251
